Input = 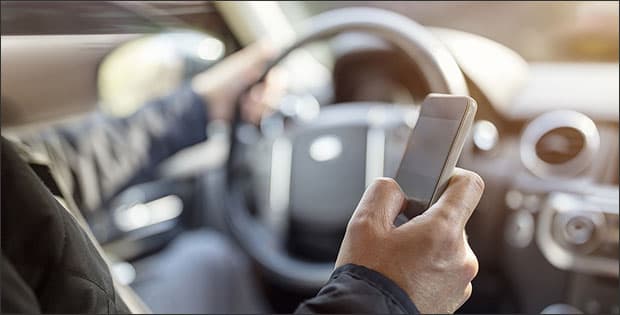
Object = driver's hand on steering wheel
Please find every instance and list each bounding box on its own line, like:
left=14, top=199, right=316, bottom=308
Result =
left=191, top=39, right=287, bottom=124
left=335, top=168, right=484, bottom=314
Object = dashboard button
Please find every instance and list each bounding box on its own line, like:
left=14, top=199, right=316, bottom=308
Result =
left=505, top=189, right=524, bottom=210
left=563, top=216, right=596, bottom=246
left=505, top=209, right=535, bottom=248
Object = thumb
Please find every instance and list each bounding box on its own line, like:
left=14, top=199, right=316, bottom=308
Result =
left=423, top=168, right=484, bottom=229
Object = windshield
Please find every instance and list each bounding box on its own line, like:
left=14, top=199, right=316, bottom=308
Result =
left=281, top=1, right=619, bottom=62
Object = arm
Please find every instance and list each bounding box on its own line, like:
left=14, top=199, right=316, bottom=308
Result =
left=18, top=41, right=278, bottom=214
left=1, top=253, right=42, bottom=314
left=1, top=137, right=134, bottom=313
left=20, top=85, right=208, bottom=213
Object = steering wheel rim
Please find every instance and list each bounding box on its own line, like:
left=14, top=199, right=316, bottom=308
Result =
left=258, top=7, right=469, bottom=94
left=225, top=7, right=469, bottom=291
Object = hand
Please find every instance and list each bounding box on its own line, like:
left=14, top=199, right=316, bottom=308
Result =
left=239, top=67, right=288, bottom=124
left=191, top=40, right=286, bottom=123
left=335, top=168, right=484, bottom=314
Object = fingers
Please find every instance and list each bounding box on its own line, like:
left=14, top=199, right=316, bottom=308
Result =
left=229, top=39, right=277, bottom=65
left=245, top=39, right=280, bottom=64
left=349, top=177, right=407, bottom=231
left=424, top=168, right=484, bottom=229
left=192, top=38, right=284, bottom=121
left=228, top=39, right=279, bottom=80
left=263, top=67, right=288, bottom=108
left=205, top=39, right=279, bottom=90
left=241, top=67, right=288, bottom=124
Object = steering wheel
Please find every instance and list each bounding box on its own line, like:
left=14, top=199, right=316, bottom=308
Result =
left=224, top=7, right=469, bottom=291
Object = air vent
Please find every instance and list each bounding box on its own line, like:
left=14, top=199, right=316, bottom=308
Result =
left=535, top=127, right=586, bottom=165
left=521, top=110, right=599, bottom=178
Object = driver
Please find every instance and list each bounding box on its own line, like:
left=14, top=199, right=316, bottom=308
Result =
left=1, top=40, right=483, bottom=314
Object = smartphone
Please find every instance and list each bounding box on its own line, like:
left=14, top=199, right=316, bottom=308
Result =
left=395, top=94, right=477, bottom=219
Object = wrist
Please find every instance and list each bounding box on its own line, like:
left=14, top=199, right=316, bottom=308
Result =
left=332, top=264, right=419, bottom=314
left=191, top=75, right=232, bottom=121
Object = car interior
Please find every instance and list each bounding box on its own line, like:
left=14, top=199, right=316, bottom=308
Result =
left=1, top=1, right=619, bottom=314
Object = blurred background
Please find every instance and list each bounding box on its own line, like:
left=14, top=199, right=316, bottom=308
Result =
left=288, top=1, right=619, bottom=61
left=1, top=1, right=618, bottom=314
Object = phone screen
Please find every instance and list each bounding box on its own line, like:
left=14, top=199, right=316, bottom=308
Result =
left=395, top=97, right=468, bottom=218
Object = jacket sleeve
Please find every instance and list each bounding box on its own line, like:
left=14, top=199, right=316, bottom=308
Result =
left=1, top=253, right=42, bottom=314
left=18, top=84, right=209, bottom=214
left=1, top=137, right=132, bottom=314
left=295, top=264, right=419, bottom=314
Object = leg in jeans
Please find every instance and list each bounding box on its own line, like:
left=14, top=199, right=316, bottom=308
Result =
left=130, top=229, right=269, bottom=314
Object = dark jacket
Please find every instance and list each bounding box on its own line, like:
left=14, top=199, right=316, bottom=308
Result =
left=1, top=86, right=418, bottom=314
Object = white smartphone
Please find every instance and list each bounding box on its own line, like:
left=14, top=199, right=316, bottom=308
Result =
left=395, top=94, right=477, bottom=219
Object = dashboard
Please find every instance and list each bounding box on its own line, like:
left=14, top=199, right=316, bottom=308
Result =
left=487, top=63, right=619, bottom=314
left=330, top=44, right=619, bottom=313
left=490, top=63, right=619, bottom=187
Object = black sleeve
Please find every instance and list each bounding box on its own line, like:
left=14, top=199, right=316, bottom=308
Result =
left=1, top=137, right=131, bottom=314
left=295, top=264, right=419, bottom=314
left=1, top=254, right=41, bottom=314
left=18, top=84, right=209, bottom=213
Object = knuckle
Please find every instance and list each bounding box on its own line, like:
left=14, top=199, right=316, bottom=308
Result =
left=429, top=213, right=461, bottom=242
left=421, top=221, right=463, bottom=261
left=347, top=216, right=376, bottom=236
left=436, top=195, right=469, bottom=216
left=426, top=214, right=446, bottom=232
left=373, top=177, right=401, bottom=193
left=406, top=220, right=435, bottom=243
left=463, top=171, right=485, bottom=194
left=445, top=228, right=463, bottom=245
left=462, top=256, right=480, bottom=281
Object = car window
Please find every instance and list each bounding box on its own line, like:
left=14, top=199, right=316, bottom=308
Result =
left=1, top=1, right=240, bottom=120
left=0, top=1, right=162, bottom=35
left=98, top=29, right=228, bottom=117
